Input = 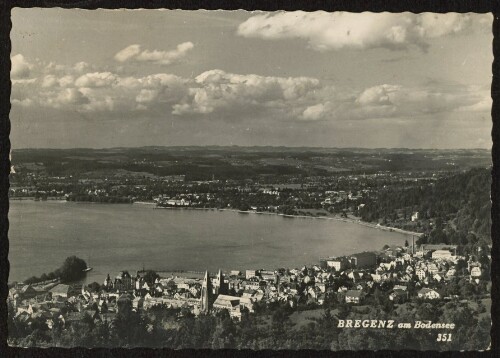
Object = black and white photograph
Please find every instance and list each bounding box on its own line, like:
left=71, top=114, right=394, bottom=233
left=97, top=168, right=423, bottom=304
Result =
left=6, top=8, right=493, bottom=350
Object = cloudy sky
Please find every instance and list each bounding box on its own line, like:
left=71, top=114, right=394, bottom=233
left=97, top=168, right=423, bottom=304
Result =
left=11, top=9, right=492, bottom=149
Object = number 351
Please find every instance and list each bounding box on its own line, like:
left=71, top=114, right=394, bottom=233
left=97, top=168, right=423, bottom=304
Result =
left=437, top=333, right=452, bottom=342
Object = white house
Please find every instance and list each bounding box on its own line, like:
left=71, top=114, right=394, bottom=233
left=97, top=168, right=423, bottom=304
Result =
left=432, top=250, right=453, bottom=260
left=418, top=288, right=440, bottom=300
left=345, top=290, right=364, bottom=304
left=326, top=258, right=346, bottom=272
left=446, top=268, right=456, bottom=278
left=470, top=267, right=482, bottom=278
left=433, top=273, right=443, bottom=282
left=416, top=268, right=426, bottom=280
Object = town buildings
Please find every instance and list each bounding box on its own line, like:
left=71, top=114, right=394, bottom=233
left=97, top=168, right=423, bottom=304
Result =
left=7, top=242, right=489, bottom=334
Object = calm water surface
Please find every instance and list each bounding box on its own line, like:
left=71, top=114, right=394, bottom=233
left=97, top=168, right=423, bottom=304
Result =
left=8, top=201, right=411, bottom=284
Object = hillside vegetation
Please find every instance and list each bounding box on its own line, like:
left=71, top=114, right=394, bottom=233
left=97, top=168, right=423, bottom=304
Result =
left=359, top=167, right=491, bottom=252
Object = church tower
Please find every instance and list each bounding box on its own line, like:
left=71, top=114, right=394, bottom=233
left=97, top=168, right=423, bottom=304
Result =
left=201, top=270, right=213, bottom=313
left=276, top=274, right=281, bottom=295
left=215, top=269, right=227, bottom=295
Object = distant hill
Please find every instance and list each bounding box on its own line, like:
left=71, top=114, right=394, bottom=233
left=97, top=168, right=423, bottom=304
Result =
left=10, top=147, right=491, bottom=180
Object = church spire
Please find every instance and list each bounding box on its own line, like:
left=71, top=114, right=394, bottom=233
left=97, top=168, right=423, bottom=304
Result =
left=216, top=269, right=227, bottom=295
left=201, top=270, right=212, bottom=313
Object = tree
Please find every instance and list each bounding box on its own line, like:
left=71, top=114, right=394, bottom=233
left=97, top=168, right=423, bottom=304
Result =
left=112, top=310, right=149, bottom=347
left=24, top=256, right=89, bottom=285
left=466, top=317, right=491, bottom=350
left=211, top=310, right=236, bottom=348
left=143, top=270, right=160, bottom=285
left=416, top=302, right=441, bottom=321
left=459, top=280, right=476, bottom=298
left=59, top=256, right=87, bottom=282
left=336, top=302, right=350, bottom=320
left=238, top=202, right=250, bottom=211
left=455, top=259, right=468, bottom=275
left=319, top=308, right=337, bottom=331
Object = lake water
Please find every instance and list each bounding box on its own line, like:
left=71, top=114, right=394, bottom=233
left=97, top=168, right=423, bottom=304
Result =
left=8, top=201, right=412, bottom=284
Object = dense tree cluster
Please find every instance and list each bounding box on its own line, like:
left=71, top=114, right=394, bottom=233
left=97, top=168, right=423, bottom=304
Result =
left=8, top=296, right=490, bottom=350
left=66, top=194, right=133, bottom=203
left=359, top=168, right=491, bottom=250
left=23, top=256, right=88, bottom=285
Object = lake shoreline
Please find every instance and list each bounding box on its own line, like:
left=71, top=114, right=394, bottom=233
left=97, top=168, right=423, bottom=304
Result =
left=10, top=200, right=414, bottom=284
left=10, top=197, right=423, bottom=237
left=154, top=205, right=424, bottom=237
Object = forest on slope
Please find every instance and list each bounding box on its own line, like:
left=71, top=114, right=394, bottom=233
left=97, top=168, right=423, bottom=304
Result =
left=358, top=167, right=491, bottom=253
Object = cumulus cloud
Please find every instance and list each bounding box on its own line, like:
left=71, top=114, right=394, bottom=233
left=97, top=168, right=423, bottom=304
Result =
left=10, top=54, right=193, bottom=113
left=357, top=84, right=402, bottom=105
left=114, top=44, right=141, bottom=62
left=298, top=82, right=490, bottom=121
left=11, top=54, right=33, bottom=78
left=302, top=102, right=330, bottom=120
left=351, top=84, right=490, bottom=119
left=42, top=75, right=75, bottom=88
left=41, top=75, right=57, bottom=88
left=10, top=55, right=490, bottom=120
left=73, top=61, right=92, bottom=73
left=44, top=62, right=67, bottom=75
left=12, top=98, right=34, bottom=107
left=132, top=74, right=188, bottom=105
left=237, top=12, right=491, bottom=51
left=12, top=78, right=37, bottom=85
left=173, top=69, right=320, bottom=115
left=44, top=88, right=90, bottom=108
left=75, top=72, right=118, bottom=88
left=114, top=42, right=194, bottom=65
